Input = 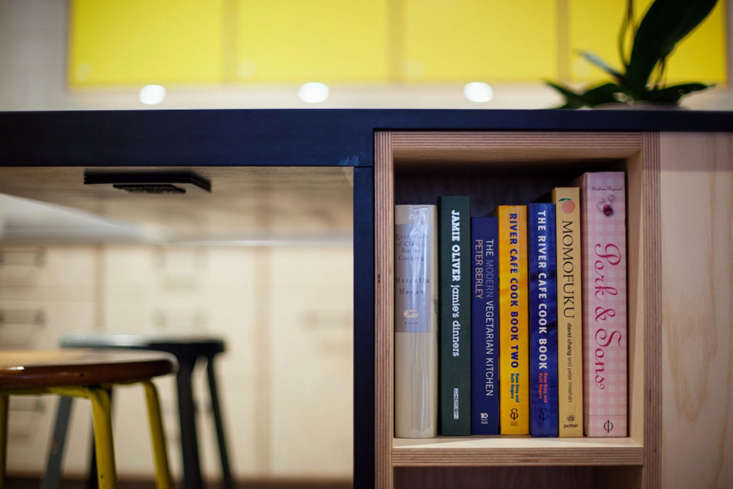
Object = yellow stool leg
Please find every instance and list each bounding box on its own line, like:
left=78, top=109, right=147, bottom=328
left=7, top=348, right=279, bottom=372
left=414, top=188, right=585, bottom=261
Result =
left=0, top=394, right=8, bottom=489
left=142, top=381, right=172, bottom=489
left=87, top=388, right=117, bottom=489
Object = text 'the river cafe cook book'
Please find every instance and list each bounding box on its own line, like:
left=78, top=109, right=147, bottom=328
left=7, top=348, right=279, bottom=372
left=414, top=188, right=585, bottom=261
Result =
left=578, top=172, right=628, bottom=437
left=528, top=203, right=559, bottom=436
left=394, top=205, right=438, bottom=438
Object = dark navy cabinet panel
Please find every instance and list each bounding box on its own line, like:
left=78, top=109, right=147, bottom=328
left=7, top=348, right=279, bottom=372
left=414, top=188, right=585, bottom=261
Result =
left=3, top=109, right=733, bottom=168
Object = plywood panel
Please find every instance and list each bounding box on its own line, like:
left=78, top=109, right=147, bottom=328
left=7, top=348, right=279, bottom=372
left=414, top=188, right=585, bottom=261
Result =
left=374, top=132, right=394, bottom=489
left=391, top=132, right=642, bottom=163
left=392, top=437, right=642, bottom=466
left=639, top=133, right=661, bottom=489
left=395, top=466, right=594, bottom=489
left=660, top=132, right=733, bottom=489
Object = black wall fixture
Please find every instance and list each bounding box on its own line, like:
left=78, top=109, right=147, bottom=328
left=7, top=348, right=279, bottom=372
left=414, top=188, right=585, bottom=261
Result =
left=84, top=170, right=211, bottom=194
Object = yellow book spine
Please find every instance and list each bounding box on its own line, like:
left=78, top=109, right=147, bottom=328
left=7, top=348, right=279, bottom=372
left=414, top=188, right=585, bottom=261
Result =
left=553, top=188, right=584, bottom=437
left=498, top=205, right=529, bottom=434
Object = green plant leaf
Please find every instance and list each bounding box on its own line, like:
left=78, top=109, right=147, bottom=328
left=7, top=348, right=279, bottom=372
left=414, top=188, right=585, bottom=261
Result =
left=644, top=82, right=714, bottom=104
left=579, top=82, right=625, bottom=106
left=577, top=51, right=625, bottom=82
left=546, top=81, right=624, bottom=108
left=545, top=81, right=587, bottom=108
left=626, top=0, right=718, bottom=97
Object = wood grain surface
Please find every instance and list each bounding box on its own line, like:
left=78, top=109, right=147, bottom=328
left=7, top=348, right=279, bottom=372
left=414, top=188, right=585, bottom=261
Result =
left=392, top=436, right=642, bottom=466
left=374, top=132, right=394, bottom=489
left=395, top=466, right=594, bottom=489
left=0, top=349, right=176, bottom=387
left=660, top=132, right=733, bottom=489
left=0, top=166, right=353, bottom=242
left=391, top=132, right=643, bottom=164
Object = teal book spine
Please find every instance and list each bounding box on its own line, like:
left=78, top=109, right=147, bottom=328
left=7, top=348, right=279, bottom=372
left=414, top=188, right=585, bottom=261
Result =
left=439, top=195, right=471, bottom=435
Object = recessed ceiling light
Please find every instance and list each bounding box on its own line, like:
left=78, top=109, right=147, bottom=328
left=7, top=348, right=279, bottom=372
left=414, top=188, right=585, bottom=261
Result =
left=139, top=85, right=166, bottom=105
left=298, top=82, right=330, bottom=104
left=463, top=82, right=493, bottom=103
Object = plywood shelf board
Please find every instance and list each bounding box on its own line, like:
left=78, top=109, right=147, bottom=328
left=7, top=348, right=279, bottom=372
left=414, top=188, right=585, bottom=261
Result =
left=394, top=436, right=642, bottom=449
left=391, top=448, right=643, bottom=467
left=391, top=132, right=643, bottom=164
left=395, top=466, right=597, bottom=489
left=392, top=437, right=643, bottom=467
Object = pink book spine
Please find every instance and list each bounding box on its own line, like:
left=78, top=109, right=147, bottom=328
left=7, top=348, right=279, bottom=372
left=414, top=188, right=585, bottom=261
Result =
left=580, top=172, right=627, bottom=437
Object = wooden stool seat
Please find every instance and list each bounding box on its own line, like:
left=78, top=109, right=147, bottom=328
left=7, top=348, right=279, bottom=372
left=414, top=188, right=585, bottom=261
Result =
left=0, top=350, right=176, bottom=489
left=0, top=350, right=177, bottom=388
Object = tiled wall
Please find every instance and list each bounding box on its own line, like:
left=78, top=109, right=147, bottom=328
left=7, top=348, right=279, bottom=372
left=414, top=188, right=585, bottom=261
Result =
left=0, top=244, right=353, bottom=480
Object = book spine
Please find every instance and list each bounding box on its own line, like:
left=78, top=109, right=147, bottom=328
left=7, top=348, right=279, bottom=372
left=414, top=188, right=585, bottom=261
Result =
left=498, top=205, right=529, bottom=434
left=439, top=196, right=471, bottom=435
left=528, top=203, right=559, bottom=436
left=579, top=172, right=628, bottom=437
left=553, top=188, right=584, bottom=437
left=394, top=205, right=439, bottom=438
left=471, top=216, right=499, bottom=434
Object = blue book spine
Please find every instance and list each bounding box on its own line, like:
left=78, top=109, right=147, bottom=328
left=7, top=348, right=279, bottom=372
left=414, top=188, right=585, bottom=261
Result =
left=528, top=204, right=559, bottom=436
left=471, top=216, right=499, bottom=434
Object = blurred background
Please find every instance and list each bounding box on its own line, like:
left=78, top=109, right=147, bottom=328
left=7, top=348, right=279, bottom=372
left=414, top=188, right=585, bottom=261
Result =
left=0, top=166, right=355, bottom=488
left=0, top=1, right=730, bottom=489
left=0, top=0, right=729, bottom=110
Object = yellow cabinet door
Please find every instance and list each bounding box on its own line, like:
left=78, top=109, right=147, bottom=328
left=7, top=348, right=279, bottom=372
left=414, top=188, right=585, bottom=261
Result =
left=235, top=0, right=389, bottom=83
left=69, top=0, right=225, bottom=86
left=403, top=0, right=558, bottom=82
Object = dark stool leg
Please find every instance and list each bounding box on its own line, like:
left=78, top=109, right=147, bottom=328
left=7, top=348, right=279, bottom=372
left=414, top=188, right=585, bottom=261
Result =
left=1, top=394, right=9, bottom=489
left=177, top=357, right=204, bottom=489
left=87, top=431, right=97, bottom=489
left=43, top=396, right=74, bottom=489
left=205, top=358, right=233, bottom=489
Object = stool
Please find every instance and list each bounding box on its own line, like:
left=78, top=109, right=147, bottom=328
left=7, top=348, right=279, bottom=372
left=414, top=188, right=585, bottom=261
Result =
left=46, top=335, right=233, bottom=489
left=0, top=349, right=176, bottom=489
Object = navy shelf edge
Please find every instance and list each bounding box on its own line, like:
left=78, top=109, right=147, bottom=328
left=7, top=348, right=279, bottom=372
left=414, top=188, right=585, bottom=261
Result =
left=4, top=108, right=733, bottom=489
left=2, top=109, right=733, bottom=167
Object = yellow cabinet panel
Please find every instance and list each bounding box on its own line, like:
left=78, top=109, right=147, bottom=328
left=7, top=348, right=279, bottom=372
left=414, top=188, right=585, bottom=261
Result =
left=403, top=0, right=558, bottom=82
left=69, top=0, right=224, bottom=86
left=569, top=0, right=726, bottom=84
left=236, top=0, right=389, bottom=83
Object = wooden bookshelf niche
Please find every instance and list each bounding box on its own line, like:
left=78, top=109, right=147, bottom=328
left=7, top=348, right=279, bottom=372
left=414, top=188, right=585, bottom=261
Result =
left=375, top=132, right=660, bottom=489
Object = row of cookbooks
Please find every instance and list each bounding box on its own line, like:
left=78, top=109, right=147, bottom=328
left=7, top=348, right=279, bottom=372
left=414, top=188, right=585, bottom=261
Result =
left=394, top=171, right=627, bottom=438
